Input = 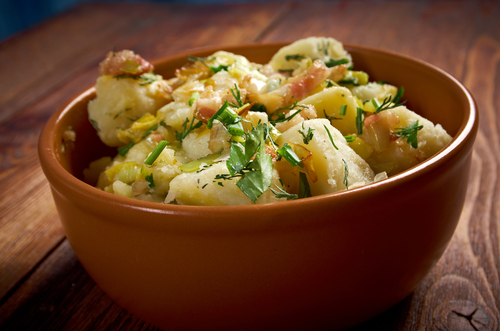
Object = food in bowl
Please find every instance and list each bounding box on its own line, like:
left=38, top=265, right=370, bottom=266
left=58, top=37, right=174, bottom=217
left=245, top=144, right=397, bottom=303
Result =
left=85, top=37, right=451, bottom=206
left=38, top=39, right=478, bottom=330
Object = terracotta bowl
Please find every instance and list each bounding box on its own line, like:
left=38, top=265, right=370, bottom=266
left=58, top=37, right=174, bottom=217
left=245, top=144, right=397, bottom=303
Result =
left=38, top=42, right=478, bottom=330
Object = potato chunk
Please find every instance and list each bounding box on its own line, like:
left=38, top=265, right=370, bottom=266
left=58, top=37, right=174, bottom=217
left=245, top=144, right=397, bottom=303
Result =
left=300, top=86, right=359, bottom=135
left=165, top=161, right=284, bottom=206
left=88, top=75, right=169, bottom=146
left=360, top=106, right=452, bottom=175
left=277, top=119, right=374, bottom=195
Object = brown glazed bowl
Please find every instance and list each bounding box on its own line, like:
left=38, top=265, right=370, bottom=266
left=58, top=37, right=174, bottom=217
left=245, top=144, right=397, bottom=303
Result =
left=38, top=42, right=478, bottom=330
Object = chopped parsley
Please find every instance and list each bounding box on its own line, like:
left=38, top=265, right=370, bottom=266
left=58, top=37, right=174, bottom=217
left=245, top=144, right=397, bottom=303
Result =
left=145, top=173, right=155, bottom=188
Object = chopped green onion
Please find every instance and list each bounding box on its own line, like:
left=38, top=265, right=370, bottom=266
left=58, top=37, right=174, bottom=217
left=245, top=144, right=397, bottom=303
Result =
left=285, top=54, right=305, bottom=61
left=344, top=135, right=356, bottom=143
left=277, top=143, right=303, bottom=167
left=142, top=124, right=158, bottom=139
left=144, top=141, right=168, bottom=165
left=207, top=101, right=229, bottom=129
left=298, top=172, right=311, bottom=199
left=189, top=92, right=200, bottom=106
left=339, top=104, right=347, bottom=116
left=145, top=173, right=155, bottom=188
left=210, top=64, right=229, bottom=73
left=227, top=121, right=245, bottom=136
left=356, top=107, right=364, bottom=135
left=250, top=103, right=267, bottom=113
left=325, top=58, right=349, bottom=68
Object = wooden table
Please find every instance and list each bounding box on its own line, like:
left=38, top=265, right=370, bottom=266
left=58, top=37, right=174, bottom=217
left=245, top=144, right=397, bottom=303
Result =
left=0, top=1, right=499, bottom=329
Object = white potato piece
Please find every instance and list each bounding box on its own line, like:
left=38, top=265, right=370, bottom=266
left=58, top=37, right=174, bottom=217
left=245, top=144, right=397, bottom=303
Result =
left=300, top=86, right=359, bottom=135
left=88, top=75, right=168, bottom=147
left=350, top=82, right=398, bottom=102
left=277, top=119, right=374, bottom=195
left=181, top=128, right=212, bottom=161
left=156, top=101, right=194, bottom=132
left=269, top=36, right=352, bottom=71
left=361, top=106, right=453, bottom=175
left=165, top=161, right=284, bottom=206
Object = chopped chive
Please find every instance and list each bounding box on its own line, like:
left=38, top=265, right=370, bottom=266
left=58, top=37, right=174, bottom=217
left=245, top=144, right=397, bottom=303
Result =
left=207, top=101, right=229, bottom=129
left=324, top=58, right=349, bottom=68
left=356, top=107, right=364, bottom=135
left=117, top=141, right=135, bottom=156
left=344, top=135, right=356, bottom=143
left=298, top=172, right=311, bottom=199
left=323, top=125, right=338, bottom=150
left=189, top=92, right=200, bottom=106
left=339, top=104, right=347, bottom=116
left=144, top=140, right=168, bottom=165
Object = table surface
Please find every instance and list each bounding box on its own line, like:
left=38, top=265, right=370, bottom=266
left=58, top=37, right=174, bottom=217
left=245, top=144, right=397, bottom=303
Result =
left=1, top=1, right=499, bottom=330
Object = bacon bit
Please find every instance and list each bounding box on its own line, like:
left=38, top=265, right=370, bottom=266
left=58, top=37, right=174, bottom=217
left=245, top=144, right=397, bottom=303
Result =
left=329, top=64, right=348, bottom=82
left=194, top=106, right=216, bottom=123
left=288, top=60, right=332, bottom=100
left=148, top=132, right=165, bottom=142
left=266, top=145, right=279, bottom=161
left=98, top=50, right=154, bottom=76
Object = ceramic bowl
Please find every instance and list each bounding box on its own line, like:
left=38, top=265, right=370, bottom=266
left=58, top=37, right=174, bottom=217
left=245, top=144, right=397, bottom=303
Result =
left=38, top=42, right=478, bottom=330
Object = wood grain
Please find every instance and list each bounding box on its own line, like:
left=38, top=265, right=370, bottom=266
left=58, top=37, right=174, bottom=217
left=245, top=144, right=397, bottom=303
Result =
left=0, top=1, right=499, bottom=330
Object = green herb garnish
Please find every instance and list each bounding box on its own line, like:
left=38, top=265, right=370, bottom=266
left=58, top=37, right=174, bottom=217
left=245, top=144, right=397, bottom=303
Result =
left=339, top=104, right=347, bottom=116
left=299, top=123, right=315, bottom=144
left=344, top=135, right=356, bottom=143
left=392, top=120, right=423, bottom=149
left=298, top=172, right=311, bottom=199
left=142, top=124, right=158, bottom=139
left=144, top=140, right=168, bottom=165
left=117, top=141, right=135, bottom=156
left=177, top=116, right=203, bottom=142
left=374, top=87, right=406, bottom=114
left=270, top=183, right=298, bottom=200
left=285, top=54, right=306, bottom=61
left=356, top=107, right=364, bottom=135
left=189, top=92, right=200, bottom=106
left=324, top=125, right=338, bottom=150
left=89, top=119, right=100, bottom=132
left=145, top=173, right=155, bottom=188
left=324, top=58, right=349, bottom=68
left=277, top=143, right=303, bottom=167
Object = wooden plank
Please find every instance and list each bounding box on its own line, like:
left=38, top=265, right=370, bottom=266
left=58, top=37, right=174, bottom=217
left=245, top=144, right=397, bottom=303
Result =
left=0, top=0, right=289, bottom=307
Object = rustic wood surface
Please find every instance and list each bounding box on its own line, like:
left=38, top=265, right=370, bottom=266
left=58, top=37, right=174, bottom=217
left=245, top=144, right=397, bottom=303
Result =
left=0, top=0, right=499, bottom=330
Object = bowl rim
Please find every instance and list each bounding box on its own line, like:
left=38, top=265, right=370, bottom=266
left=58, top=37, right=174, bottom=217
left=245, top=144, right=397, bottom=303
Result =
left=38, top=41, right=479, bottom=220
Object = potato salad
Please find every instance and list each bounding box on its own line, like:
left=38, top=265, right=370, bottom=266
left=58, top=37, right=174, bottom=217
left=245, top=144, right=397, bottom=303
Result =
left=85, top=37, right=452, bottom=206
